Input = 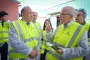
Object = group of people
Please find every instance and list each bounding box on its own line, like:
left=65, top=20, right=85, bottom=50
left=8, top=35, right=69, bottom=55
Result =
left=0, top=6, right=90, bottom=60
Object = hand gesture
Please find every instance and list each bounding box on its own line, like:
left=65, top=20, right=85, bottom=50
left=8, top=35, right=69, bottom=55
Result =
left=45, top=24, right=52, bottom=33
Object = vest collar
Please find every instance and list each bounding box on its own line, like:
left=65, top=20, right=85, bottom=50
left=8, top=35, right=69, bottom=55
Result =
left=64, top=20, right=75, bottom=28
left=22, top=19, right=30, bottom=24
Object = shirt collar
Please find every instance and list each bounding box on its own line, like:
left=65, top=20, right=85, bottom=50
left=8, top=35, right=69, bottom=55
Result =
left=82, top=20, right=86, bottom=25
left=22, top=19, right=30, bottom=23
left=6, top=20, right=10, bottom=23
left=64, top=20, right=75, bottom=28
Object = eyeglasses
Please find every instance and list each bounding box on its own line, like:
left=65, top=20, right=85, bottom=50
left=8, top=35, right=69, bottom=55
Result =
left=77, top=14, right=83, bottom=16
left=33, top=15, right=37, bottom=16
left=60, top=14, right=71, bottom=15
left=60, top=14, right=72, bottom=17
left=60, top=14, right=72, bottom=16
left=29, top=12, right=33, bottom=14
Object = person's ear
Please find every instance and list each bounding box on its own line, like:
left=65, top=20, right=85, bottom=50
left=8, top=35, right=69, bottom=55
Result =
left=22, top=13, right=24, bottom=16
left=70, top=15, right=73, bottom=18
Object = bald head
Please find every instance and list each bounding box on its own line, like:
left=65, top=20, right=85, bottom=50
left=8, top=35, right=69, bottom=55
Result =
left=60, top=6, right=76, bottom=24
left=61, top=6, right=76, bottom=17
left=21, top=6, right=33, bottom=22
left=21, top=6, right=32, bottom=16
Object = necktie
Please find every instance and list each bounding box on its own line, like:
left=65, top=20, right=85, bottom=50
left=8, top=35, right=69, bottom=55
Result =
left=26, top=22, right=30, bottom=26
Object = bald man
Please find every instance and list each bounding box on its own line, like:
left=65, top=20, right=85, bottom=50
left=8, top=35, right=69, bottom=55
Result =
left=9, top=6, right=39, bottom=60
left=45, top=6, right=89, bottom=60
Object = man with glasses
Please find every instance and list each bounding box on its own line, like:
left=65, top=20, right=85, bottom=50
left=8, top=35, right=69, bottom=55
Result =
left=76, top=9, right=90, bottom=60
left=45, top=6, right=89, bottom=60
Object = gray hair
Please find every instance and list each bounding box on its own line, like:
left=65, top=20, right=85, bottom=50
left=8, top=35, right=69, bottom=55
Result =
left=33, top=12, right=38, bottom=16
left=78, top=9, right=87, bottom=18
left=62, top=6, right=76, bottom=17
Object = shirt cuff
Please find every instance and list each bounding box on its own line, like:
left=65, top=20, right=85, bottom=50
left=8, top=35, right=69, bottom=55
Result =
left=62, top=48, right=67, bottom=58
left=27, top=48, right=32, bottom=56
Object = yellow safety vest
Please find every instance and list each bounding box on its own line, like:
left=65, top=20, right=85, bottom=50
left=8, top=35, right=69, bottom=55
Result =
left=10, top=20, right=40, bottom=58
left=0, top=22, right=9, bottom=43
left=83, top=23, right=90, bottom=46
left=84, top=23, right=90, bottom=32
left=40, top=30, right=51, bottom=54
left=33, top=22, right=42, bottom=51
left=35, top=22, right=41, bottom=35
left=40, top=30, right=46, bottom=54
left=46, top=22, right=85, bottom=60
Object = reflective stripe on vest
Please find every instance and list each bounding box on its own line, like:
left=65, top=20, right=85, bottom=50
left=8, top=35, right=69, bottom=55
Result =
left=23, top=37, right=40, bottom=42
left=33, top=23, right=41, bottom=50
left=0, top=31, right=8, bottom=33
left=15, top=22, right=39, bottom=42
left=10, top=22, right=39, bottom=53
left=67, top=25, right=83, bottom=48
left=48, top=50, right=64, bottom=60
left=34, top=23, right=40, bottom=34
left=0, top=37, right=8, bottom=40
left=15, top=21, right=24, bottom=41
left=48, top=25, right=83, bottom=59
left=10, top=37, right=40, bottom=53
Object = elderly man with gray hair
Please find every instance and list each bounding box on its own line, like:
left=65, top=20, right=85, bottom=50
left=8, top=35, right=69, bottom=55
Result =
left=45, top=6, right=89, bottom=60
left=76, top=9, right=90, bottom=60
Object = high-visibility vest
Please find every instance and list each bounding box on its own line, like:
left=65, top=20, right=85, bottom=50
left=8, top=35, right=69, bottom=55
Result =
left=35, top=22, right=42, bottom=35
left=0, top=22, right=9, bottom=43
left=40, top=30, right=51, bottom=54
left=40, top=30, right=46, bottom=54
left=10, top=20, right=40, bottom=58
left=46, top=22, right=85, bottom=60
left=84, top=23, right=90, bottom=32
left=84, top=23, right=90, bottom=46
left=33, top=22, right=42, bottom=51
